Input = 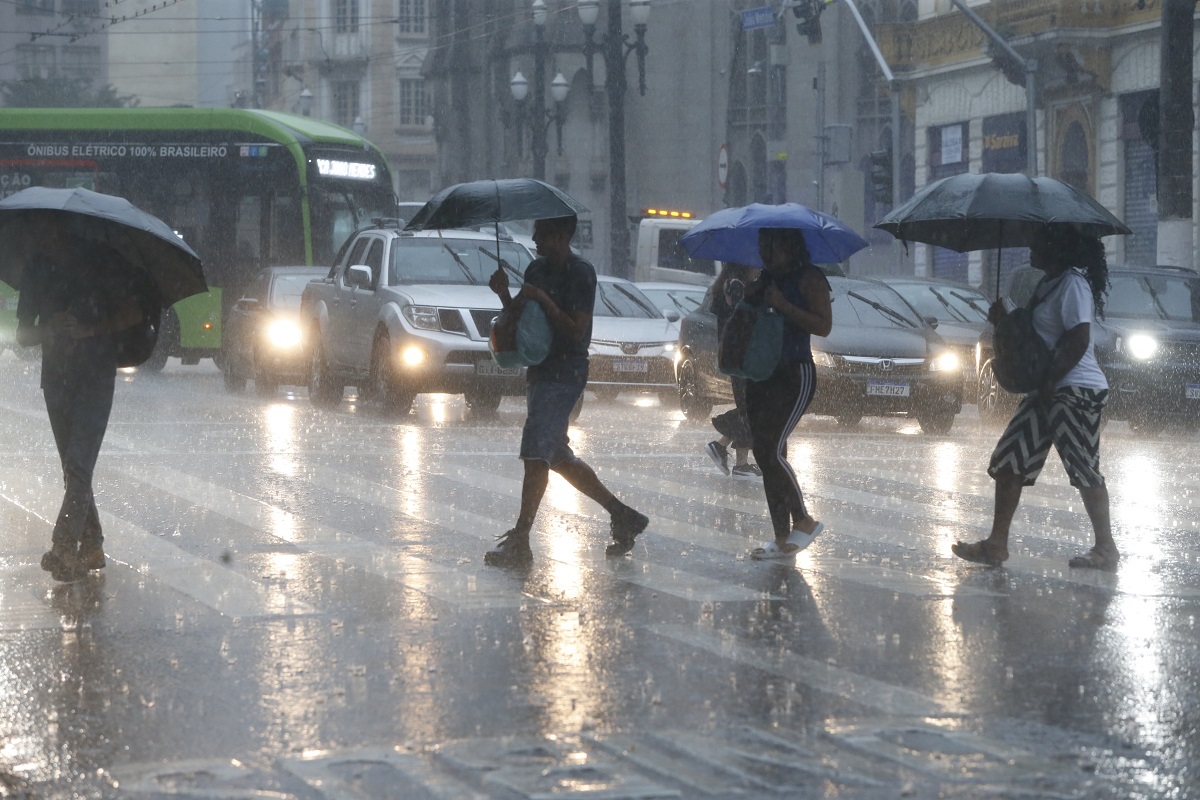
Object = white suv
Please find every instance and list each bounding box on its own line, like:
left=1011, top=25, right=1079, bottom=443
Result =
left=301, top=222, right=535, bottom=414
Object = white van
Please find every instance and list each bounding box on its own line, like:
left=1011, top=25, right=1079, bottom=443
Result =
left=632, top=208, right=720, bottom=287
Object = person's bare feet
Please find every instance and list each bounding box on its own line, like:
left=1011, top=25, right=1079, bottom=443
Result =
left=951, top=539, right=1008, bottom=567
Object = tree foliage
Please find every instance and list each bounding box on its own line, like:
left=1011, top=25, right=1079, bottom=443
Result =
left=0, top=78, right=139, bottom=108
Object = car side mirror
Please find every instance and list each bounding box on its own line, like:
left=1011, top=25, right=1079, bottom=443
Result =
left=235, top=297, right=261, bottom=312
left=923, top=315, right=939, bottom=329
left=664, top=309, right=681, bottom=322
left=346, top=264, right=373, bottom=289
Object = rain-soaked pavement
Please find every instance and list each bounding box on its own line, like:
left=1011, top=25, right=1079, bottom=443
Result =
left=1, top=353, right=1198, bottom=799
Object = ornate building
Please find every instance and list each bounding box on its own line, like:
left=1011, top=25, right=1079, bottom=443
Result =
left=875, top=0, right=1177, bottom=290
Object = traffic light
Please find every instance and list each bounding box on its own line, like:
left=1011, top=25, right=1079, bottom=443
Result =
left=792, top=0, right=826, bottom=45
left=869, top=150, right=893, bottom=204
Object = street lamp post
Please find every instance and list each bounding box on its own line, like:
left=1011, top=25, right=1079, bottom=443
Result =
left=579, top=0, right=650, bottom=280
left=511, top=0, right=570, bottom=181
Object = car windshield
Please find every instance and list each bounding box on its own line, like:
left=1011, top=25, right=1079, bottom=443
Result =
left=389, top=238, right=533, bottom=285
left=891, top=283, right=989, bottom=323
left=1106, top=273, right=1200, bottom=321
left=594, top=281, right=661, bottom=318
left=834, top=282, right=924, bottom=329
left=270, top=274, right=320, bottom=308
left=638, top=287, right=705, bottom=317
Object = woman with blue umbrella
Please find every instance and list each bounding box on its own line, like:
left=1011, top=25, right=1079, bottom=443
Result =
left=682, top=204, right=868, bottom=559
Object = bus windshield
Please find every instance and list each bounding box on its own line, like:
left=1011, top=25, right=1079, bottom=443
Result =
left=309, top=179, right=398, bottom=264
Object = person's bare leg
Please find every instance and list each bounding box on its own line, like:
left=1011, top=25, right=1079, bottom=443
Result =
left=553, top=458, right=618, bottom=510
left=1074, top=485, right=1118, bottom=568
left=515, top=459, right=551, bottom=534
left=734, top=447, right=750, bottom=467
left=953, top=471, right=1021, bottom=565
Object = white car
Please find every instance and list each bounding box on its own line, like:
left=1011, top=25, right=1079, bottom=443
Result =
left=634, top=281, right=709, bottom=323
left=588, top=276, right=680, bottom=401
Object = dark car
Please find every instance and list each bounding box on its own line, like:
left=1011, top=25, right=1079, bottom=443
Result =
left=882, top=277, right=991, bottom=402
left=978, top=264, right=1200, bottom=435
left=221, top=265, right=328, bottom=396
left=676, top=275, right=964, bottom=433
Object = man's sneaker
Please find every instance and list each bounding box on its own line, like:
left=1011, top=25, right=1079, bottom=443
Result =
left=40, top=545, right=83, bottom=582
left=731, top=463, right=763, bottom=480
left=607, top=507, right=649, bottom=556
left=79, top=546, right=106, bottom=571
left=484, top=529, right=533, bottom=568
left=705, top=441, right=730, bottom=476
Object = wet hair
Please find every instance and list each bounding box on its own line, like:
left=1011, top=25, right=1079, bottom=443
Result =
left=538, top=214, right=577, bottom=239
left=760, top=227, right=813, bottom=267
left=1047, top=227, right=1109, bottom=318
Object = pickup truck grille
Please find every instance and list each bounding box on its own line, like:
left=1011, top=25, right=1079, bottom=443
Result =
left=438, top=308, right=467, bottom=334
left=470, top=309, right=503, bottom=336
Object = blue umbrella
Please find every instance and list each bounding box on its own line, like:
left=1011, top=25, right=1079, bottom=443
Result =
left=679, top=203, right=869, bottom=268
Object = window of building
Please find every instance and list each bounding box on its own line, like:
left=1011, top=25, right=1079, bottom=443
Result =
left=60, top=45, right=101, bottom=80
left=16, top=45, right=56, bottom=80
left=335, top=0, right=360, bottom=33
left=398, top=79, right=429, bottom=126
left=16, top=0, right=55, bottom=14
left=61, top=0, right=101, bottom=14
left=398, top=0, right=426, bottom=34
left=333, top=80, right=360, bottom=129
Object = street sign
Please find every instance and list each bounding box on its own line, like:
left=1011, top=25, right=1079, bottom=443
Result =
left=718, top=144, right=729, bottom=188
left=740, top=7, right=776, bottom=30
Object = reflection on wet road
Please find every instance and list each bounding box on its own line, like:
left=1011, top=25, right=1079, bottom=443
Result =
left=0, top=356, right=1197, bottom=797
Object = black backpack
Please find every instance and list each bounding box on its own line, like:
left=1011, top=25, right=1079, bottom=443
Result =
left=991, top=276, right=1060, bottom=394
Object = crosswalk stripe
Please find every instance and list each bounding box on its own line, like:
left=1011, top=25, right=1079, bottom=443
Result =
left=648, top=623, right=957, bottom=718
left=0, top=467, right=311, bottom=621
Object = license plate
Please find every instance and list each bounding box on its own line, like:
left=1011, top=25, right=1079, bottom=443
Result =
left=476, top=362, right=522, bottom=377
left=611, top=357, right=648, bottom=373
left=1187, top=385, right=1200, bottom=400
left=867, top=380, right=910, bottom=397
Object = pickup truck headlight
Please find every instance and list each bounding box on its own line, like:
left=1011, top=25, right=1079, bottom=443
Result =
left=402, top=304, right=440, bottom=331
left=930, top=350, right=960, bottom=372
left=812, top=350, right=837, bottom=368
left=265, top=318, right=302, bottom=349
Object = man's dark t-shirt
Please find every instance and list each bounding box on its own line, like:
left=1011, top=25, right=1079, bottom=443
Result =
left=16, top=243, right=129, bottom=390
left=522, top=253, right=595, bottom=384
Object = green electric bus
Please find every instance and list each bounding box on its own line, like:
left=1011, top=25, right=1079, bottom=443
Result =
left=0, top=108, right=397, bottom=369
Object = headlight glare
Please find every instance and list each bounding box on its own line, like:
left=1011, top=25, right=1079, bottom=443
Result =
left=931, top=350, right=961, bottom=372
left=1127, top=333, right=1158, bottom=360
left=265, top=318, right=302, bottom=349
left=402, top=304, right=440, bottom=331
left=400, top=345, right=425, bottom=366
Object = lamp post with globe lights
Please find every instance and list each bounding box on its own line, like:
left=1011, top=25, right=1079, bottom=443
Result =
left=577, top=0, right=650, bottom=279
left=509, top=0, right=571, bottom=182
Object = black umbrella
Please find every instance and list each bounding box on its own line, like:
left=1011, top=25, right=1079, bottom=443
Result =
left=875, top=172, right=1131, bottom=295
left=0, top=186, right=207, bottom=306
left=403, top=178, right=588, bottom=232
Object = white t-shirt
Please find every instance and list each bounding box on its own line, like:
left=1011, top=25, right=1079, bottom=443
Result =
left=1029, top=268, right=1108, bottom=391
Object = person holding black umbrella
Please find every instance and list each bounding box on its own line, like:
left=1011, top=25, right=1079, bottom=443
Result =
left=16, top=213, right=151, bottom=582
left=485, top=214, right=648, bottom=568
left=952, top=227, right=1118, bottom=571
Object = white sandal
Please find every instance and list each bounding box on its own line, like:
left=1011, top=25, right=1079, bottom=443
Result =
left=750, top=522, right=824, bottom=560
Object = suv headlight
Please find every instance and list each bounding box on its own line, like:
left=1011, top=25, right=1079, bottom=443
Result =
left=402, top=304, right=440, bottom=331
left=930, top=350, right=961, bottom=372
left=1125, top=332, right=1159, bottom=360
left=265, top=318, right=303, bottom=349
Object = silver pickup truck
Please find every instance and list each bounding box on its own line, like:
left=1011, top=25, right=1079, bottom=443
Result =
left=300, top=223, right=535, bottom=415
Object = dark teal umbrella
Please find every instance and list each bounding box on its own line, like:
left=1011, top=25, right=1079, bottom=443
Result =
left=0, top=185, right=207, bottom=305
left=403, top=178, right=588, bottom=231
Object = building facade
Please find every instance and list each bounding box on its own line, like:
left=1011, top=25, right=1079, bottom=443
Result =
left=0, top=0, right=109, bottom=97
left=876, top=0, right=1192, bottom=292
left=270, top=0, right=438, bottom=202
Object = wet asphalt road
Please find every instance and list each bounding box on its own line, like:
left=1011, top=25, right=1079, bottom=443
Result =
left=1, top=354, right=1198, bottom=799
